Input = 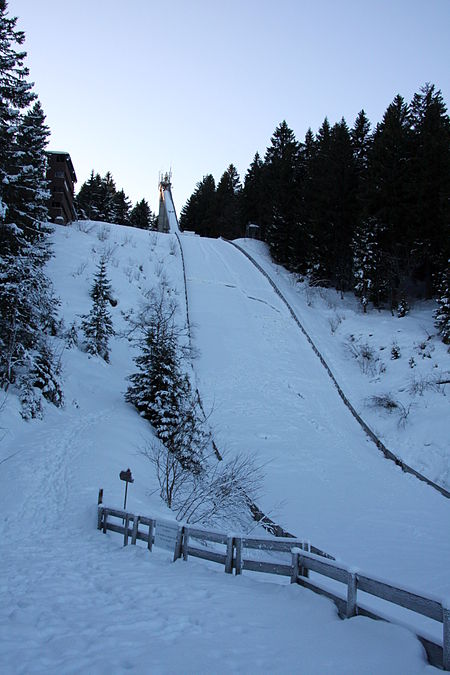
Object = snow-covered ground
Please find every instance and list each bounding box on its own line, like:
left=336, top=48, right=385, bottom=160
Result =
left=0, top=221, right=447, bottom=673
left=236, top=238, right=450, bottom=492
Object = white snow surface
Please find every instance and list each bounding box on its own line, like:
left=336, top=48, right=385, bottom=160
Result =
left=0, top=221, right=447, bottom=673
left=162, top=187, right=180, bottom=233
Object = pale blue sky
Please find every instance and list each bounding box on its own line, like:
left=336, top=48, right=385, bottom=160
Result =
left=15, top=0, right=450, bottom=213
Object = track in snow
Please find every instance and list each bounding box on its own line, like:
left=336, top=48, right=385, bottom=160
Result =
left=179, top=234, right=450, bottom=610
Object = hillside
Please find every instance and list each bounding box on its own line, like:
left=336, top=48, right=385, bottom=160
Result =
left=0, top=221, right=448, bottom=673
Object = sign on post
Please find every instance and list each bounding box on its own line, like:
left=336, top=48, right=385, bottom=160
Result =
left=154, top=520, right=180, bottom=552
left=119, top=468, right=134, bottom=511
left=120, top=469, right=134, bottom=483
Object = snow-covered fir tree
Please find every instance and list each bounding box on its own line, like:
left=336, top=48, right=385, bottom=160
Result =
left=352, top=218, right=382, bottom=312
left=81, top=258, right=115, bottom=361
left=125, top=287, right=207, bottom=473
left=130, top=198, right=155, bottom=230
left=0, top=1, right=62, bottom=417
left=6, top=100, right=51, bottom=240
left=434, top=264, right=450, bottom=345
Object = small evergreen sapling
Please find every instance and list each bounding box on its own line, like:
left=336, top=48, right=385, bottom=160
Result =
left=81, top=258, right=114, bottom=361
left=353, top=221, right=374, bottom=312
left=434, top=264, right=450, bottom=345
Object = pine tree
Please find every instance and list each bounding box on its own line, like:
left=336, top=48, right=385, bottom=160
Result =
left=6, top=100, right=50, bottom=241
left=112, top=189, right=131, bottom=225
left=76, top=171, right=102, bottom=220
left=0, top=0, right=36, bottom=247
left=409, top=84, right=450, bottom=297
left=0, top=251, right=58, bottom=388
left=264, top=120, right=300, bottom=267
left=81, top=258, right=114, bottom=361
left=365, top=95, right=414, bottom=309
left=0, top=1, right=61, bottom=412
left=97, top=171, right=116, bottom=222
left=179, top=174, right=216, bottom=236
left=293, top=128, right=316, bottom=274
left=352, top=218, right=383, bottom=312
left=130, top=198, right=153, bottom=229
left=215, top=163, right=242, bottom=239
left=76, top=171, right=132, bottom=224
left=241, top=152, right=266, bottom=237
left=125, top=288, right=206, bottom=473
left=351, top=109, right=372, bottom=173
left=434, top=264, right=450, bottom=345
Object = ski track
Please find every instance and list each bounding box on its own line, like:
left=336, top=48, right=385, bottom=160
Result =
left=180, top=234, right=450, bottom=604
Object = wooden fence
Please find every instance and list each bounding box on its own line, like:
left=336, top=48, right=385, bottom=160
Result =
left=98, top=505, right=448, bottom=670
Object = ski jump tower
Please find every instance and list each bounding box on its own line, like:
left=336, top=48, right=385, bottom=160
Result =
left=158, top=170, right=179, bottom=233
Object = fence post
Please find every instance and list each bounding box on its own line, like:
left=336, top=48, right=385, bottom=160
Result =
left=131, top=515, right=140, bottom=545
left=147, top=519, right=154, bottom=551
left=97, top=507, right=103, bottom=530
left=225, top=536, right=234, bottom=574
left=302, top=542, right=310, bottom=579
left=173, top=527, right=183, bottom=562
left=102, top=509, right=109, bottom=534
left=123, top=514, right=130, bottom=546
left=291, top=548, right=300, bottom=584
left=347, top=569, right=358, bottom=618
left=235, top=537, right=243, bottom=575
left=443, top=603, right=450, bottom=671
left=182, top=528, right=190, bottom=561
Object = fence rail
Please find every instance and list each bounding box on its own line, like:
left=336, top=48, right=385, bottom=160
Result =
left=98, top=505, right=448, bottom=670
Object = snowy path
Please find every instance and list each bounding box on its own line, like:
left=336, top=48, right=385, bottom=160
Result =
left=181, top=235, right=450, bottom=605
left=1, top=528, right=429, bottom=675
left=0, top=395, right=430, bottom=674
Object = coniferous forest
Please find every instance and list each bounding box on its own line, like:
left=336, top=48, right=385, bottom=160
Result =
left=0, top=0, right=63, bottom=412
left=180, top=89, right=450, bottom=334
left=76, top=171, right=157, bottom=230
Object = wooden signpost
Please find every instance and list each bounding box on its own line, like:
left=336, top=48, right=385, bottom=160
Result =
left=119, top=468, right=133, bottom=511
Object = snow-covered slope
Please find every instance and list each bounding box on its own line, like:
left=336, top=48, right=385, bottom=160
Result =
left=180, top=236, right=450, bottom=615
left=162, top=187, right=180, bottom=233
left=0, top=222, right=447, bottom=673
left=236, top=238, right=450, bottom=492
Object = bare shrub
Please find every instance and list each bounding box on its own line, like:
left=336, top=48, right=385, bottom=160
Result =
left=397, top=401, right=412, bottom=428
left=304, top=279, right=328, bottom=307
left=101, top=242, right=119, bottom=262
left=143, top=442, right=263, bottom=528
left=72, top=260, right=88, bottom=278
left=97, top=224, right=110, bottom=242
left=149, top=231, right=158, bottom=250
left=64, top=321, right=79, bottom=348
left=124, top=259, right=141, bottom=284
left=368, top=393, right=399, bottom=411
left=328, top=311, right=344, bottom=335
left=75, top=220, right=95, bottom=234
left=414, top=337, right=434, bottom=359
left=169, top=238, right=177, bottom=256
left=408, top=372, right=449, bottom=397
left=368, top=394, right=412, bottom=428
left=346, top=336, right=382, bottom=376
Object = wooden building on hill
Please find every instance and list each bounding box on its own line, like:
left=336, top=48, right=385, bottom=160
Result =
left=46, top=151, right=77, bottom=224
